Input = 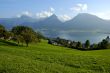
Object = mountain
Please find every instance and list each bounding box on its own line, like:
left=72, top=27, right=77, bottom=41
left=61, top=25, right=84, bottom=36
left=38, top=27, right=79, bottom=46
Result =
left=33, top=14, right=62, bottom=29
left=0, top=14, right=63, bottom=30
left=0, top=13, right=110, bottom=32
left=0, top=15, right=37, bottom=29
left=63, top=13, right=110, bottom=31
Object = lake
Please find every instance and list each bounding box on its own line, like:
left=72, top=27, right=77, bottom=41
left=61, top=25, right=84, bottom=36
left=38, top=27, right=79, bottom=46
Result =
left=40, top=30, right=110, bottom=44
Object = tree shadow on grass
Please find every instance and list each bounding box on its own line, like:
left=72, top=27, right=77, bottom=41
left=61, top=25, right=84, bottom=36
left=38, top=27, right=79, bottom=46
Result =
left=0, top=40, right=18, bottom=46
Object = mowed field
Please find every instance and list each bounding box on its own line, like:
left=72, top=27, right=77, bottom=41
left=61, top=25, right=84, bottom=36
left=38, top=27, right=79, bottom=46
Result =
left=0, top=40, right=110, bottom=73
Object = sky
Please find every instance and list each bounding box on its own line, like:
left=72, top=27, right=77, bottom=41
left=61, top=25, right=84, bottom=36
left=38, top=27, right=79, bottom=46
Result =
left=1, top=0, right=110, bottom=21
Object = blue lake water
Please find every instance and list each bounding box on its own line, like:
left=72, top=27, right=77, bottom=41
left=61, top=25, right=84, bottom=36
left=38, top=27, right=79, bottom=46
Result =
left=41, top=30, right=110, bottom=44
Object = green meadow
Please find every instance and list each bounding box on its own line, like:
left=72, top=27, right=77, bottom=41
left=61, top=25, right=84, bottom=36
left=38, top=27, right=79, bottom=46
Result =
left=0, top=40, right=110, bottom=73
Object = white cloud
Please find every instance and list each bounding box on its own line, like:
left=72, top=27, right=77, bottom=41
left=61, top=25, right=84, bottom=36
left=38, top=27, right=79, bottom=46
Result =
left=82, top=4, right=87, bottom=11
left=36, top=11, right=53, bottom=18
left=17, top=11, right=32, bottom=17
left=58, top=14, right=72, bottom=22
left=90, top=12, right=110, bottom=20
left=36, top=7, right=55, bottom=19
left=50, top=7, right=55, bottom=12
left=70, top=3, right=88, bottom=12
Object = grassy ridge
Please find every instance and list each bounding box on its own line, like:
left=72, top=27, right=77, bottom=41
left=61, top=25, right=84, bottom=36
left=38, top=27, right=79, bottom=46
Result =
left=0, top=40, right=110, bottom=73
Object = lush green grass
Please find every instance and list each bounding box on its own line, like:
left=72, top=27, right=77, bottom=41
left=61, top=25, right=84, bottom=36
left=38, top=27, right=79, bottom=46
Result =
left=0, top=40, right=110, bottom=73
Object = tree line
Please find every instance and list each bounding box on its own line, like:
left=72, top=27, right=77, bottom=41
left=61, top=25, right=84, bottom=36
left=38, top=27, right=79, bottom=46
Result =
left=48, top=36, right=110, bottom=50
left=0, top=24, right=44, bottom=47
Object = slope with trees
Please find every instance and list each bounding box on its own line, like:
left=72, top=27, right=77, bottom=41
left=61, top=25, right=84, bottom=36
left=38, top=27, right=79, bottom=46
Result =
left=11, top=26, right=41, bottom=46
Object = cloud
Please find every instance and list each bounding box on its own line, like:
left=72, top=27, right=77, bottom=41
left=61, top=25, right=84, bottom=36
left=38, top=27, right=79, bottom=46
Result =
left=36, top=11, right=53, bottom=18
left=50, top=7, right=55, bottom=12
left=90, top=12, right=110, bottom=20
left=70, top=3, right=88, bottom=12
left=36, top=7, right=55, bottom=19
left=58, top=14, right=72, bottom=22
left=17, top=11, right=32, bottom=17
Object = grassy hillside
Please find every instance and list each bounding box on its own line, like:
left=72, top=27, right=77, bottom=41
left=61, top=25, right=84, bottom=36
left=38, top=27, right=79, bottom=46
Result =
left=0, top=40, right=110, bottom=73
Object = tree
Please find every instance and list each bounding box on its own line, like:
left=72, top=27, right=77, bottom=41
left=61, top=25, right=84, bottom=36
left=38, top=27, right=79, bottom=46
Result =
left=76, top=41, right=82, bottom=49
left=14, top=35, right=24, bottom=46
left=91, top=44, right=98, bottom=50
left=11, top=26, right=30, bottom=35
left=0, top=24, right=5, bottom=38
left=98, top=39, right=109, bottom=49
left=11, top=26, right=27, bottom=45
left=0, top=24, right=5, bottom=29
left=0, top=24, right=14, bottom=40
left=4, top=31, right=13, bottom=40
left=11, top=26, right=40, bottom=46
left=85, top=40, right=90, bottom=49
left=21, top=29, right=37, bottom=47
